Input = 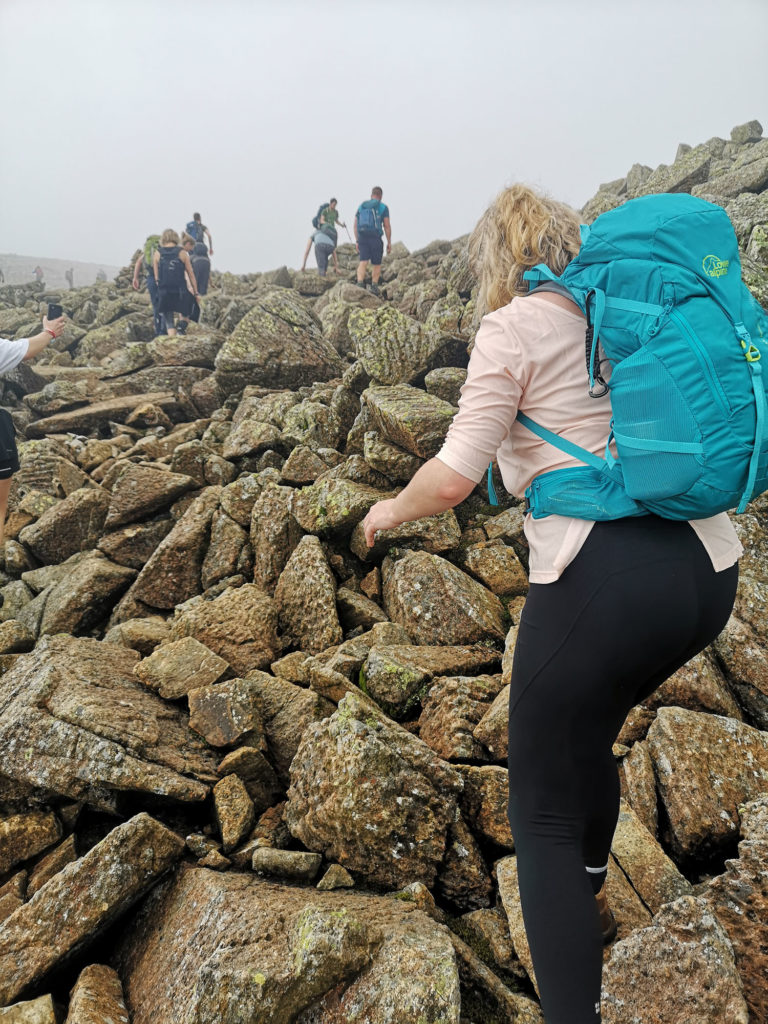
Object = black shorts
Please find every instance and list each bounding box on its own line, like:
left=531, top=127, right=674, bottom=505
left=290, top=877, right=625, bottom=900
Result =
left=157, top=288, right=194, bottom=317
left=357, top=232, right=384, bottom=265
left=0, top=408, right=19, bottom=478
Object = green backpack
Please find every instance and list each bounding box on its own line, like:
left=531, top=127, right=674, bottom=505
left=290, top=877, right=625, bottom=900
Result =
left=143, top=235, right=161, bottom=270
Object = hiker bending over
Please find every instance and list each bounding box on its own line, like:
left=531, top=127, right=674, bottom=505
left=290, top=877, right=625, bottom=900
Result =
left=362, top=184, right=741, bottom=1024
left=301, top=227, right=337, bottom=277
left=153, top=229, right=199, bottom=337
left=0, top=313, right=67, bottom=557
left=354, top=186, right=390, bottom=294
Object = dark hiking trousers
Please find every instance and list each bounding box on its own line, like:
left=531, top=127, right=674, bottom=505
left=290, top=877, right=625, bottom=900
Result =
left=507, top=516, right=738, bottom=1023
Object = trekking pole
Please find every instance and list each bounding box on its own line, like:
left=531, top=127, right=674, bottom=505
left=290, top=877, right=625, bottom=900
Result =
left=343, top=223, right=353, bottom=243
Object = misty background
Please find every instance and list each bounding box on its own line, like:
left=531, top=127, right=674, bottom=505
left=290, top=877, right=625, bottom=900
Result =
left=1, top=0, right=766, bottom=277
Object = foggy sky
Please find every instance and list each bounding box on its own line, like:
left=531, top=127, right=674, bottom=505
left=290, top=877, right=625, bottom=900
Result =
left=1, top=0, right=766, bottom=275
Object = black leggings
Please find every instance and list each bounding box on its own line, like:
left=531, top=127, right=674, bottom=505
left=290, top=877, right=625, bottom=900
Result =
left=507, top=517, right=738, bottom=1024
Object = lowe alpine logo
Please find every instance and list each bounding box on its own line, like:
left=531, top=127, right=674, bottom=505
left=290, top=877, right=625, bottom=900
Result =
left=702, top=254, right=729, bottom=278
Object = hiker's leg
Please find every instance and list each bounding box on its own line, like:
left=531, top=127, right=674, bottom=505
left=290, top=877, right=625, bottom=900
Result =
left=316, top=244, right=330, bottom=277
left=146, top=275, right=164, bottom=336
left=370, top=236, right=384, bottom=283
left=507, top=517, right=737, bottom=1024
left=356, top=259, right=368, bottom=284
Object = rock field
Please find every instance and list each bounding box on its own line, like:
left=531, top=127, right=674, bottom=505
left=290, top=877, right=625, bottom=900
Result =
left=0, top=119, right=767, bottom=1023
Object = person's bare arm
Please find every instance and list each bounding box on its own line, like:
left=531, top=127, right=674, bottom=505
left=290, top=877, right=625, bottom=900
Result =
left=382, top=216, right=392, bottom=254
left=153, top=250, right=160, bottom=282
left=132, top=254, right=143, bottom=289
left=205, top=228, right=213, bottom=255
left=362, top=458, right=475, bottom=546
left=301, top=236, right=313, bottom=270
left=23, top=315, right=67, bottom=359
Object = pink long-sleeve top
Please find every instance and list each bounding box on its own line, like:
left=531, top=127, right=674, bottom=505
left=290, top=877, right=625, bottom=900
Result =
left=435, top=292, right=743, bottom=583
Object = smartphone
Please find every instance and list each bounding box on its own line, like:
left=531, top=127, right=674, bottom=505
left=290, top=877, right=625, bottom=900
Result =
left=47, top=303, right=63, bottom=319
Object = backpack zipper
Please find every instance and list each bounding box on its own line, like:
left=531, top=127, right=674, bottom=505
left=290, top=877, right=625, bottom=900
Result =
left=669, top=309, right=731, bottom=416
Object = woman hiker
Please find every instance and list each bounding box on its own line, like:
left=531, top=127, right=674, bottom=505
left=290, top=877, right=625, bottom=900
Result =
left=362, top=184, right=741, bottom=1023
left=152, top=229, right=200, bottom=337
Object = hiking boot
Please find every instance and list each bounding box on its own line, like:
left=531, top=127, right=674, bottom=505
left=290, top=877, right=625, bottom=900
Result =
left=368, top=282, right=380, bottom=296
left=596, top=882, right=617, bottom=944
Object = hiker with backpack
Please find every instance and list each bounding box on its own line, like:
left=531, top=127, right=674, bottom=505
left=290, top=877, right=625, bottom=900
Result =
left=301, top=198, right=346, bottom=275
left=132, top=234, right=167, bottom=336
left=362, top=184, right=754, bottom=1024
left=300, top=226, right=338, bottom=277
left=353, top=186, right=391, bottom=294
left=152, top=229, right=199, bottom=337
left=185, top=213, right=213, bottom=256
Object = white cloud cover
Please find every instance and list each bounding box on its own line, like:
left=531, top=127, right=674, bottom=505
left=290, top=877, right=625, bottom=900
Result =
left=1, top=0, right=766, bottom=273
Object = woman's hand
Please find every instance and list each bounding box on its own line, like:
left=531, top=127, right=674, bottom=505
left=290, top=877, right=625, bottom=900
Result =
left=362, top=499, right=402, bottom=548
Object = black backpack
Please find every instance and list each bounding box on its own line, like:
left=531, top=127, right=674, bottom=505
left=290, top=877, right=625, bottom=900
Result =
left=157, top=246, right=185, bottom=290
left=311, top=203, right=329, bottom=229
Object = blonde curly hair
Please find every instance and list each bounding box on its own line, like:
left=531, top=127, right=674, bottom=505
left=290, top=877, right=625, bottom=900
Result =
left=469, top=184, right=582, bottom=317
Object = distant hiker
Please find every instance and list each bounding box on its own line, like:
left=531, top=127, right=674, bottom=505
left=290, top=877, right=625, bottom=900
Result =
left=153, top=229, right=199, bottom=337
left=184, top=213, right=213, bottom=256
left=65, top=268, right=74, bottom=289
left=132, top=234, right=166, bottom=336
left=0, top=268, right=5, bottom=284
left=354, top=186, right=391, bottom=294
left=95, top=268, right=107, bottom=282
left=0, top=312, right=66, bottom=560
left=177, top=234, right=205, bottom=333
left=33, top=265, right=44, bottom=285
left=301, top=227, right=338, bottom=277
left=190, top=241, right=211, bottom=296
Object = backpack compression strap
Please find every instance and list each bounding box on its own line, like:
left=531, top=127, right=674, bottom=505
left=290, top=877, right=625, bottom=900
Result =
left=736, top=322, right=765, bottom=513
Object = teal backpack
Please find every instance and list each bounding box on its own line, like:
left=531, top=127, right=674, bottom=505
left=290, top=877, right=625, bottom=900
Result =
left=490, top=193, right=768, bottom=521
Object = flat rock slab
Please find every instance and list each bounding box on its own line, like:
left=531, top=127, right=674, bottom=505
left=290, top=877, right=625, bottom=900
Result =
left=0, top=636, right=217, bottom=811
left=104, top=463, right=197, bottom=529
left=63, top=964, right=129, bottom=1024
left=115, top=865, right=461, bottom=1024
left=134, top=636, right=229, bottom=700
left=24, top=392, right=179, bottom=438
left=646, top=706, right=768, bottom=860
left=0, top=813, right=184, bottom=1006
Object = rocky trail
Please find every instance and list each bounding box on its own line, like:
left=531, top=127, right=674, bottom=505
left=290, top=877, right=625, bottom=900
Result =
left=0, top=120, right=767, bottom=1023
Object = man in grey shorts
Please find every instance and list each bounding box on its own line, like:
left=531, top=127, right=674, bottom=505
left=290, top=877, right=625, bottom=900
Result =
left=354, top=186, right=391, bottom=295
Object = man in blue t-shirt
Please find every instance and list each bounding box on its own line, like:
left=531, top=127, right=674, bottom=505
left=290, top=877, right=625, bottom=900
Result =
left=353, top=186, right=391, bottom=295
